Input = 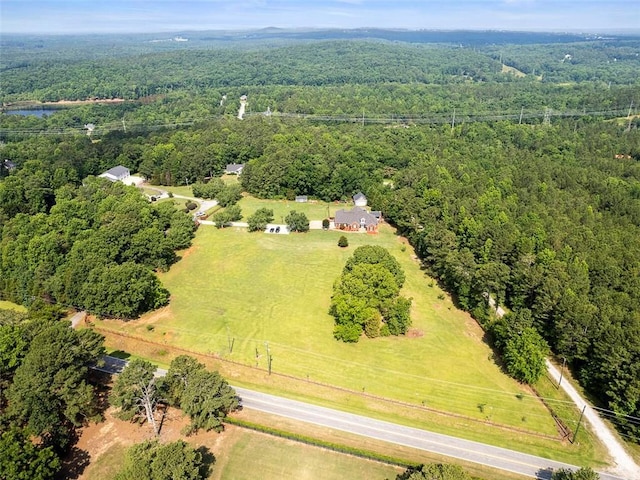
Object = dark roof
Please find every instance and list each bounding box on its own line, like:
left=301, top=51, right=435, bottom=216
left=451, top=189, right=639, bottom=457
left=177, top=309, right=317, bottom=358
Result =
left=225, top=163, right=244, bottom=173
left=3, top=159, right=16, bottom=170
left=103, top=165, right=130, bottom=177
left=371, top=211, right=382, bottom=219
left=334, top=206, right=378, bottom=227
left=353, top=192, right=367, bottom=201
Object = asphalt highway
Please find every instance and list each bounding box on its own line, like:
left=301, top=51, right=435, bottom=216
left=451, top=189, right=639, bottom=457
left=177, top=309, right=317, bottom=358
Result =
left=95, top=356, right=626, bottom=480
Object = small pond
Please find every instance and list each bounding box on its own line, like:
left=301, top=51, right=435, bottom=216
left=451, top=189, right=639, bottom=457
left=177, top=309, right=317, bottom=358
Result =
left=3, top=107, right=59, bottom=117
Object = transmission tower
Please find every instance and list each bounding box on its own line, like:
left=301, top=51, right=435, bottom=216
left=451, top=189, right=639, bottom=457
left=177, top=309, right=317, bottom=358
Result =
left=543, top=108, right=552, bottom=126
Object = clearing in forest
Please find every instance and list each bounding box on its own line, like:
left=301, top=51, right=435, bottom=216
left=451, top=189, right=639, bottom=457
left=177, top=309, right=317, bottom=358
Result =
left=92, top=198, right=605, bottom=463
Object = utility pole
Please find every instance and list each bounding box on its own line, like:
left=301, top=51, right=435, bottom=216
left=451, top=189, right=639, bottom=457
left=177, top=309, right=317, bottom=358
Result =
left=122, top=116, right=127, bottom=133
left=558, top=357, right=566, bottom=388
left=451, top=108, right=456, bottom=132
left=264, top=342, right=272, bottom=375
left=572, top=405, right=586, bottom=443
left=518, top=106, right=524, bottom=125
left=226, top=326, right=234, bottom=354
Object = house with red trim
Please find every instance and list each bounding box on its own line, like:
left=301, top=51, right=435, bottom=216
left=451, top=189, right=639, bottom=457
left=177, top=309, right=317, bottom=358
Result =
left=334, top=206, right=379, bottom=233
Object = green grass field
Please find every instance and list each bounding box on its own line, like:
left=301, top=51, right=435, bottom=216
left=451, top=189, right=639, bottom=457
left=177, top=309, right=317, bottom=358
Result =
left=100, top=224, right=555, bottom=431
left=216, top=429, right=402, bottom=480
left=93, top=197, right=607, bottom=465
left=81, top=427, right=402, bottom=480
left=238, top=195, right=345, bottom=222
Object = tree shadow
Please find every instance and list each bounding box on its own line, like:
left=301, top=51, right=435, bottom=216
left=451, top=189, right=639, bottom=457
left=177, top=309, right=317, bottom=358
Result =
left=535, top=467, right=554, bottom=479
left=59, top=447, right=91, bottom=479
left=196, top=446, right=216, bottom=479
left=109, top=350, right=131, bottom=360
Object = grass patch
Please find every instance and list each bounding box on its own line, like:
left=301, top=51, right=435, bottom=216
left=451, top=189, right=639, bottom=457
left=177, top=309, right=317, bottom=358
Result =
left=93, top=205, right=606, bottom=466
left=238, top=195, right=342, bottom=222
left=501, top=64, right=527, bottom=78
left=217, top=426, right=402, bottom=480
left=81, top=443, right=128, bottom=480
left=0, top=300, right=27, bottom=312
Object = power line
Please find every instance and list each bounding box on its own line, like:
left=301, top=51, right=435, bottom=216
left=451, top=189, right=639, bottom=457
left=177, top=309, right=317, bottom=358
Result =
left=0, top=106, right=634, bottom=136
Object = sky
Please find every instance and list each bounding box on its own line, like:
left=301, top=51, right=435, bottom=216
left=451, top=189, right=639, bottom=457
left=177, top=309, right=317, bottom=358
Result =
left=1, top=0, right=638, bottom=35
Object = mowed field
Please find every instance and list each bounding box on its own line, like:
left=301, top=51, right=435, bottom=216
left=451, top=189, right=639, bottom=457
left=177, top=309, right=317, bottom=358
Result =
left=93, top=197, right=606, bottom=465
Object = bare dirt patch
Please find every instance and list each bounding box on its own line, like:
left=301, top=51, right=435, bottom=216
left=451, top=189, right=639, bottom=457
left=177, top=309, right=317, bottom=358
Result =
left=137, top=305, right=174, bottom=325
left=406, top=328, right=424, bottom=338
left=462, top=312, right=486, bottom=341
left=72, top=405, right=237, bottom=479
left=177, top=242, right=199, bottom=260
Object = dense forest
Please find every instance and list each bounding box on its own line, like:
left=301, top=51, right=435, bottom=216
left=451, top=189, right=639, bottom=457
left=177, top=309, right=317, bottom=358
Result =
left=1, top=32, right=639, bottom=444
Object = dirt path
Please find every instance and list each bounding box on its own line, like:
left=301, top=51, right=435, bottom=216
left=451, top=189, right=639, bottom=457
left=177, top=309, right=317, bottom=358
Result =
left=546, top=360, right=640, bottom=479
left=237, top=99, right=247, bottom=119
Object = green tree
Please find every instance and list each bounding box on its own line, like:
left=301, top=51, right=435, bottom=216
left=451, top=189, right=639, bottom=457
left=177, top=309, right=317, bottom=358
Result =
left=285, top=210, right=310, bottom=232
left=110, top=359, right=161, bottom=435
left=396, top=463, right=471, bottom=480
left=551, top=467, right=599, bottom=480
left=180, top=369, right=239, bottom=434
left=161, top=355, right=205, bottom=406
left=162, top=355, right=238, bottom=434
left=0, top=427, right=61, bottom=480
left=330, top=262, right=411, bottom=340
left=81, top=262, right=170, bottom=318
left=212, top=205, right=242, bottom=228
left=6, top=323, right=104, bottom=449
left=192, top=178, right=224, bottom=199
left=338, top=235, right=349, bottom=247
left=247, top=207, right=274, bottom=232
left=503, top=327, right=549, bottom=384
left=344, top=245, right=405, bottom=288
left=216, top=184, right=243, bottom=207
left=115, top=440, right=210, bottom=480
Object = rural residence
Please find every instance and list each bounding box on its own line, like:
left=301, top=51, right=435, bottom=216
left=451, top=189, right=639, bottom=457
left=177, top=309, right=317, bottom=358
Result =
left=353, top=192, right=367, bottom=207
left=225, top=163, right=245, bottom=175
left=99, top=165, right=130, bottom=182
left=334, top=206, right=379, bottom=233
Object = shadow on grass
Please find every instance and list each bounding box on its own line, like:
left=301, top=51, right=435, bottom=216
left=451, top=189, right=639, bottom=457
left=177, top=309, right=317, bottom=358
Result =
left=60, top=446, right=91, bottom=479
left=109, top=350, right=131, bottom=360
left=197, top=446, right=216, bottom=478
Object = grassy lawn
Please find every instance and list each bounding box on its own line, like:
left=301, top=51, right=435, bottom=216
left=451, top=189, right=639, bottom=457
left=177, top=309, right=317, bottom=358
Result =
left=215, top=429, right=402, bottom=480
left=93, top=205, right=607, bottom=466
left=80, top=425, right=402, bottom=480
left=239, top=195, right=350, bottom=222
left=82, top=443, right=128, bottom=480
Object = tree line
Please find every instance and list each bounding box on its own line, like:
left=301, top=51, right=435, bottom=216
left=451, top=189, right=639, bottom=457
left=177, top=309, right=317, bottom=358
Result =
left=0, top=165, right=196, bottom=318
left=2, top=37, right=638, bottom=104
left=0, top=304, right=238, bottom=479
left=2, top=109, right=639, bottom=441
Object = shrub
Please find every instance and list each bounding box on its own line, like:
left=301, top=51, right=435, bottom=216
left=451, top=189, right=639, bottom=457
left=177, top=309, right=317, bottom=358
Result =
left=338, top=235, right=349, bottom=247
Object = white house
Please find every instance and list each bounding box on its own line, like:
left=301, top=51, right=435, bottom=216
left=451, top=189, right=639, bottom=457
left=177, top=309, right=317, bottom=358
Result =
left=353, top=192, right=367, bottom=207
left=99, top=165, right=130, bottom=182
left=225, top=163, right=245, bottom=175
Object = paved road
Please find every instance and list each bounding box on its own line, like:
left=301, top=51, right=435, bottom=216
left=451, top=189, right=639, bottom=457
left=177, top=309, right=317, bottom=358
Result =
left=234, top=387, right=628, bottom=480
left=95, top=356, right=625, bottom=479
left=546, top=360, right=640, bottom=480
